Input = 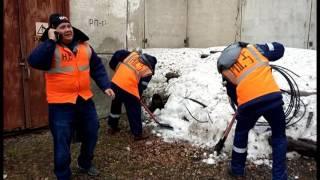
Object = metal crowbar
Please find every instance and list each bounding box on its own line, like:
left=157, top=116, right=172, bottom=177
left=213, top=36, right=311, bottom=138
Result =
left=140, top=100, right=174, bottom=130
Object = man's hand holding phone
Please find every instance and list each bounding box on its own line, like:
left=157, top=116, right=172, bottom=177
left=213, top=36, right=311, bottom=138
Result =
left=48, top=28, right=61, bottom=42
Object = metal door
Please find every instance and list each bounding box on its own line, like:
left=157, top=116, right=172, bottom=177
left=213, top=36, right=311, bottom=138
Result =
left=4, top=0, right=69, bottom=132
left=4, top=0, right=25, bottom=131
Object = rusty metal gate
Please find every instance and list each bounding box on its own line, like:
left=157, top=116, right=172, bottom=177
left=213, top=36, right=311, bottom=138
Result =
left=3, top=0, right=69, bottom=132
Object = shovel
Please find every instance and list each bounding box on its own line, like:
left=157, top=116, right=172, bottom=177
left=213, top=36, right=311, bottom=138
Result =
left=140, top=100, right=174, bottom=130
left=213, top=112, right=237, bottom=154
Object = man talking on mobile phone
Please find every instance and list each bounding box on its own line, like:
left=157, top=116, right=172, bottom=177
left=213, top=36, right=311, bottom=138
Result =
left=28, top=13, right=115, bottom=180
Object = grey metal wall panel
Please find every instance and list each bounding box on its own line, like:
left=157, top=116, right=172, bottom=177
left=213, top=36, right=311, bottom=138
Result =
left=187, top=0, right=240, bottom=47
left=70, top=0, right=127, bottom=53
left=240, top=0, right=312, bottom=48
left=145, top=0, right=187, bottom=48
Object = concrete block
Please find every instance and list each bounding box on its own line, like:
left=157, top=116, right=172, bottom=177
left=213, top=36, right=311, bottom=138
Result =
left=127, top=0, right=145, bottom=49
left=145, top=0, right=187, bottom=48
left=91, top=54, right=113, bottom=119
left=70, top=0, right=127, bottom=53
left=240, top=0, right=312, bottom=48
left=187, top=0, right=240, bottom=47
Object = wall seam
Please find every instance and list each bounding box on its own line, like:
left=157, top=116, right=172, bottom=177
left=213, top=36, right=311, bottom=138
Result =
left=239, top=0, right=243, bottom=41
left=126, top=0, right=129, bottom=50
left=143, top=0, right=146, bottom=48
left=185, top=0, right=189, bottom=47
left=234, top=0, right=242, bottom=42
left=306, top=0, right=313, bottom=49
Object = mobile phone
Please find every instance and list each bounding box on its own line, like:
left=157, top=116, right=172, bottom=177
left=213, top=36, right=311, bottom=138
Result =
left=54, top=31, right=61, bottom=42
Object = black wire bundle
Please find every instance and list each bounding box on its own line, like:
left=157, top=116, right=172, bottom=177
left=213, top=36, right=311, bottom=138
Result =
left=255, top=64, right=306, bottom=128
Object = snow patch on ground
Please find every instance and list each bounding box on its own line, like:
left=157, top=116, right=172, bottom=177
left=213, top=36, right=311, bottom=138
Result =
left=141, top=47, right=316, bottom=165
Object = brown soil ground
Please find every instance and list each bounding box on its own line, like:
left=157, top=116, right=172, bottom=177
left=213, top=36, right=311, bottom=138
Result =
left=4, top=116, right=317, bottom=180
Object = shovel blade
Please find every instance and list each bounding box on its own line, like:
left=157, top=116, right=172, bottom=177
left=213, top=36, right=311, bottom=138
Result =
left=213, top=138, right=226, bottom=155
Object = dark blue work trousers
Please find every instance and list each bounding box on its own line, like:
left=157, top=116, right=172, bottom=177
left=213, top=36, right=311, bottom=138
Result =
left=231, top=103, right=287, bottom=180
left=48, top=96, right=99, bottom=180
left=108, top=84, right=143, bottom=136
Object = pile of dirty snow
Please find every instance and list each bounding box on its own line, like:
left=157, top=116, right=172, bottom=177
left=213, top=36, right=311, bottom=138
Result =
left=141, top=47, right=316, bottom=165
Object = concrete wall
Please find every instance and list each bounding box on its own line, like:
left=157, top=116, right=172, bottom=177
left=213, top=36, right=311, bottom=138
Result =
left=127, top=0, right=145, bottom=49
left=90, top=55, right=113, bottom=118
left=70, top=0, right=316, bottom=50
left=308, top=0, right=316, bottom=49
left=69, top=0, right=316, bottom=118
left=70, top=0, right=127, bottom=53
left=70, top=0, right=128, bottom=117
left=144, top=0, right=187, bottom=48
left=240, top=0, right=314, bottom=48
left=187, top=0, right=240, bottom=47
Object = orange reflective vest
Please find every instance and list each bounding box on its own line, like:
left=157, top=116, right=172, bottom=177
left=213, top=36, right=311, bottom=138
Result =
left=45, top=42, right=93, bottom=104
left=222, top=45, right=280, bottom=106
left=111, top=52, right=153, bottom=99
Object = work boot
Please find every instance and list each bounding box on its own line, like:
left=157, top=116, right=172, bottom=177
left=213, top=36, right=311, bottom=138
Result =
left=287, top=176, right=297, bottom=180
left=133, top=133, right=149, bottom=141
left=107, top=127, right=121, bottom=135
left=228, top=168, right=246, bottom=180
left=77, top=164, right=100, bottom=176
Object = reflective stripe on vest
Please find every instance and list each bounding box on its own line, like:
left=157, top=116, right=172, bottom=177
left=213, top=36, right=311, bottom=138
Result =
left=111, top=52, right=152, bottom=98
left=47, top=48, right=74, bottom=73
left=222, top=45, right=280, bottom=105
left=121, top=52, right=153, bottom=79
left=222, top=45, right=269, bottom=85
left=47, top=44, right=91, bottom=73
left=45, top=43, right=93, bottom=104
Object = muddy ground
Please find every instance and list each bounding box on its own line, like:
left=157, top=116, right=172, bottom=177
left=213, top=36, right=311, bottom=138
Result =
left=4, top=116, right=317, bottom=180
